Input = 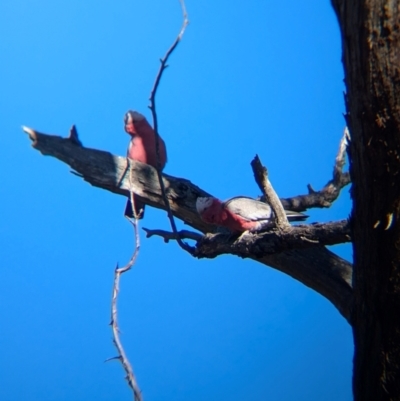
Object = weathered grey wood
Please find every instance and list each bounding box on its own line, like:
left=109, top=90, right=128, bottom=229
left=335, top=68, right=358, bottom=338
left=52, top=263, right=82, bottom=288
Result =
left=24, top=126, right=353, bottom=322
left=251, top=155, right=290, bottom=229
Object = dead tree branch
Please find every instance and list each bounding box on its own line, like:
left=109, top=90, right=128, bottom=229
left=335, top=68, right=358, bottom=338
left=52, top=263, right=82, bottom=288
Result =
left=148, top=0, right=192, bottom=254
left=143, top=228, right=202, bottom=242
left=195, top=220, right=351, bottom=255
left=109, top=213, right=142, bottom=401
left=23, top=126, right=353, bottom=323
left=146, top=220, right=351, bottom=253
left=277, top=128, right=351, bottom=212
left=251, top=154, right=290, bottom=229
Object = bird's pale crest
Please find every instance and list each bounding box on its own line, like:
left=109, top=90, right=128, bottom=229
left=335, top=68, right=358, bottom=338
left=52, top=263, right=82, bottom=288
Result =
left=125, top=110, right=145, bottom=125
left=196, top=197, right=214, bottom=214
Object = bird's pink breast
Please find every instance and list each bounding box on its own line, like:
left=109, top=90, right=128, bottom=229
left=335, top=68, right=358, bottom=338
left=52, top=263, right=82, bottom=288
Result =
left=126, top=120, right=167, bottom=169
left=223, top=209, right=258, bottom=232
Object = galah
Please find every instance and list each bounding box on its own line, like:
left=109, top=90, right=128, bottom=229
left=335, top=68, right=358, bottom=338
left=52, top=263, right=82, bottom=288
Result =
left=124, top=110, right=167, bottom=218
left=196, top=196, right=307, bottom=233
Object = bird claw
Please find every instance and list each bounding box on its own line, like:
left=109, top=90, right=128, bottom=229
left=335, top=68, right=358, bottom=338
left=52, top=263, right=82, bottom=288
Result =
left=236, top=230, right=252, bottom=241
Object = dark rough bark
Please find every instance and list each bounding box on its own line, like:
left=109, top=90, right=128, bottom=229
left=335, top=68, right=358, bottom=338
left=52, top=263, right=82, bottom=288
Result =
left=331, top=0, right=400, bottom=399
left=24, top=127, right=353, bottom=322
left=195, top=221, right=351, bottom=256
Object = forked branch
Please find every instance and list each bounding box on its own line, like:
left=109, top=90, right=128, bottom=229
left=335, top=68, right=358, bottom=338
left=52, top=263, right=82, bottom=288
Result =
left=145, top=219, right=351, bottom=254
left=23, top=125, right=353, bottom=322
left=277, top=128, right=350, bottom=212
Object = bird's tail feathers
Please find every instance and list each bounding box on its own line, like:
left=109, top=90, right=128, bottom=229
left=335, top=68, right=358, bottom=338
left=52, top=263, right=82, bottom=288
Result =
left=124, top=197, right=145, bottom=219
left=284, top=210, right=308, bottom=222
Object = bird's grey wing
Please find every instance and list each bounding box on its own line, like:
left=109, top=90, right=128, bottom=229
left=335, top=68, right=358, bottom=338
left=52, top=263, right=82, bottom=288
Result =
left=223, top=196, right=273, bottom=221
left=225, top=196, right=308, bottom=222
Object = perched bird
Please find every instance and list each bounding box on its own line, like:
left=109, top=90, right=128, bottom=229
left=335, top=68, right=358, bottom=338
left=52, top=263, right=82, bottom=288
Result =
left=124, top=110, right=167, bottom=218
left=196, top=196, right=308, bottom=233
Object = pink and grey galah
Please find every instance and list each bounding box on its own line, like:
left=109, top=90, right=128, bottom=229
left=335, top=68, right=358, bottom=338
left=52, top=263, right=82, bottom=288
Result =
left=196, top=196, right=307, bottom=233
left=124, top=110, right=167, bottom=218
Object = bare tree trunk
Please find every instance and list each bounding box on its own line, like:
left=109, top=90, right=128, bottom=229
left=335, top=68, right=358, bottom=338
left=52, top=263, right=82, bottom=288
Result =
left=331, top=0, right=400, bottom=399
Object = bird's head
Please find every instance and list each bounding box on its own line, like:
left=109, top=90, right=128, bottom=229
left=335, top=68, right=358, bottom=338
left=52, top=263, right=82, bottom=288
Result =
left=124, top=110, right=145, bottom=136
left=196, top=197, right=223, bottom=224
left=196, top=197, right=214, bottom=214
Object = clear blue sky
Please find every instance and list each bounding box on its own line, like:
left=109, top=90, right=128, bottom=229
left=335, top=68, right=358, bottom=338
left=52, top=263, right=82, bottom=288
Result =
left=0, top=1, right=353, bottom=400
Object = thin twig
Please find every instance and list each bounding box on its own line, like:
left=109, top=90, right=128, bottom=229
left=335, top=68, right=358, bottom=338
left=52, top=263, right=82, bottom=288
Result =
left=251, top=155, right=290, bottom=230
left=142, top=227, right=202, bottom=242
left=278, top=128, right=351, bottom=212
left=148, top=0, right=193, bottom=254
left=109, top=162, right=142, bottom=401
